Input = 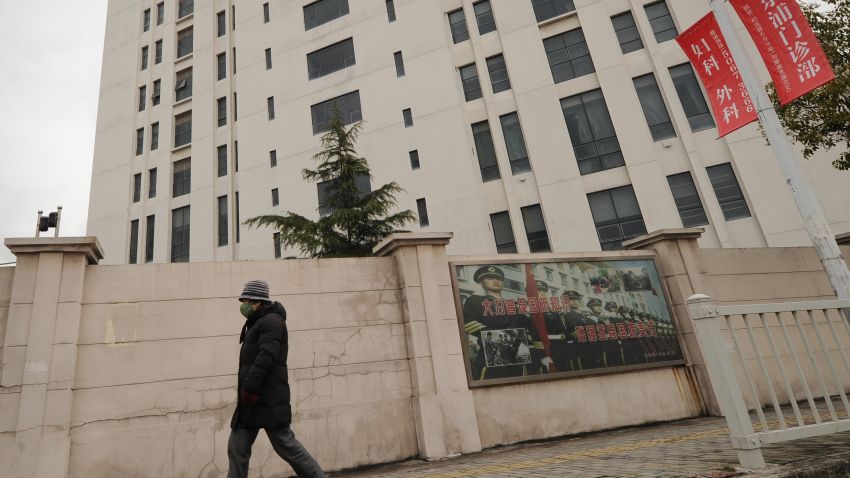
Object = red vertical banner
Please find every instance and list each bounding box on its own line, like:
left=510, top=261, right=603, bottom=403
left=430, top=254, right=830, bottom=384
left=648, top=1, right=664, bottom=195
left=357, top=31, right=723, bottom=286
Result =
left=524, top=265, right=554, bottom=372
left=729, top=0, right=835, bottom=104
left=676, top=13, right=758, bottom=137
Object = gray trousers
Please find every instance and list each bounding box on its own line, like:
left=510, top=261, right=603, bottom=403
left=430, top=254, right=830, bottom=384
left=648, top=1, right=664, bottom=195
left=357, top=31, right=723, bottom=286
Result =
left=227, top=425, right=325, bottom=478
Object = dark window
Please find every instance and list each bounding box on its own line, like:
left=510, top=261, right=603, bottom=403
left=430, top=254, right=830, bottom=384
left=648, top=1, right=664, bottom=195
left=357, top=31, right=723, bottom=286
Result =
left=217, top=53, right=226, bottom=81
left=136, top=128, right=144, bottom=155
left=140, top=46, right=149, bottom=70
left=304, top=0, right=350, bottom=30
left=386, top=0, right=396, bottom=22
left=471, top=121, right=500, bottom=182
left=148, top=168, right=157, bottom=198
left=155, top=40, right=162, bottom=64
left=459, top=63, right=482, bottom=102
left=231, top=47, right=236, bottom=74
left=500, top=112, right=531, bottom=175
left=138, top=86, right=146, bottom=112
left=394, top=51, right=405, bottom=77
left=271, top=188, right=279, bottom=207
left=409, top=150, right=420, bottom=170
left=307, top=38, right=355, bottom=80
left=263, top=3, right=270, bottom=23
left=217, top=11, right=226, bottom=37
left=270, top=150, right=278, bottom=167
left=234, top=140, right=239, bottom=171
left=133, top=173, right=142, bottom=202
left=265, top=48, right=272, bottom=69
left=178, top=0, right=194, bottom=18
left=156, top=2, right=164, bottom=25
left=129, top=220, right=139, bottom=264
left=543, top=28, right=594, bottom=84
left=448, top=9, right=469, bottom=44
left=474, top=1, right=496, bottom=35
left=417, top=198, right=429, bottom=227
left=145, top=215, right=155, bottom=262
left=217, top=145, right=227, bottom=177
left=402, top=108, right=413, bottom=127
left=172, top=158, right=191, bottom=197
left=317, top=175, right=370, bottom=217
left=669, top=63, right=715, bottom=132
left=232, top=5, right=236, bottom=30
left=152, top=79, right=161, bottom=106
left=521, top=204, right=551, bottom=252
left=143, top=8, right=151, bottom=31
left=667, top=172, right=708, bottom=227
left=267, top=97, right=275, bottom=120
left=560, top=89, right=624, bottom=175
left=235, top=192, right=240, bottom=243
left=151, top=122, right=159, bottom=150
left=175, top=67, right=192, bottom=101
left=177, top=27, right=193, bottom=58
left=645, top=0, right=677, bottom=43
left=532, top=0, right=576, bottom=23
left=588, top=185, right=647, bottom=250
left=311, top=91, right=362, bottom=134
left=707, top=163, right=751, bottom=220
left=633, top=73, right=676, bottom=141
left=171, top=206, right=190, bottom=263
left=490, top=211, right=517, bottom=253
left=174, top=111, right=192, bottom=147
left=218, top=196, right=228, bottom=246
left=232, top=92, right=237, bottom=121
left=486, top=54, right=510, bottom=93
left=612, top=11, right=643, bottom=54
left=273, top=232, right=281, bottom=258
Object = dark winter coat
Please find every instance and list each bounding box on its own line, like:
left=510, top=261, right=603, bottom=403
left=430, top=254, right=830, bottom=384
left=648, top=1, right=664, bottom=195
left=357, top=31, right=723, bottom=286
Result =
left=230, top=301, right=292, bottom=429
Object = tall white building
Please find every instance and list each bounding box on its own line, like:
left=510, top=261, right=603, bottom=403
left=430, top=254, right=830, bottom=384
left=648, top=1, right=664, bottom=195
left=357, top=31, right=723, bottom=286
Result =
left=87, top=0, right=850, bottom=264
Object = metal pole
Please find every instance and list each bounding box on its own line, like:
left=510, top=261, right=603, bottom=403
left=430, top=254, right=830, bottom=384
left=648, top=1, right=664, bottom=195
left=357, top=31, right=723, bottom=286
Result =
left=55, top=206, right=63, bottom=237
left=710, top=0, right=850, bottom=300
left=35, top=210, right=43, bottom=238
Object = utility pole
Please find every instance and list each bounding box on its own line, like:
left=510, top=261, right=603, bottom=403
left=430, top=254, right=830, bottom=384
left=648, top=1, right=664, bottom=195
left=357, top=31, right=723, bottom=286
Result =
left=710, top=0, right=850, bottom=300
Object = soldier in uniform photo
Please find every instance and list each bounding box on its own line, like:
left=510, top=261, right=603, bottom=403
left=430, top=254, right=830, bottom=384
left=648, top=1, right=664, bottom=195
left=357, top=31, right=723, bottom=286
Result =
left=604, top=301, right=626, bottom=367
left=584, top=298, right=609, bottom=369
left=562, top=290, right=592, bottom=370
left=618, top=306, right=644, bottom=364
left=539, top=280, right=577, bottom=372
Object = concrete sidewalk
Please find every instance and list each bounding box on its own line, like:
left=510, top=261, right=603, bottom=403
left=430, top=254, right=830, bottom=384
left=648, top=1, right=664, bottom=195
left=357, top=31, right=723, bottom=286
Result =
left=330, top=414, right=850, bottom=478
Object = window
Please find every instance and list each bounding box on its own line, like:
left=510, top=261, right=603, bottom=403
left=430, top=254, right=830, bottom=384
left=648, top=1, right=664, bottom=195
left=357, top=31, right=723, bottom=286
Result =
left=232, top=5, right=236, bottom=30
left=270, top=150, right=278, bottom=167
left=417, top=198, right=429, bottom=227
left=148, top=168, right=157, bottom=198
left=490, top=211, right=517, bottom=253
left=311, top=91, right=362, bottom=134
left=474, top=1, right=496, bottom=35
left=175, top=67, right=192, bottom=101
left=304, top=0, right=350, bottom=30
left=521, top=204, right=551, bottom=252
left=172, top=158, right=191, bottom=197
left=500, top=113, right=531, bottom=174
left=267, top=97, right=275, bottom=120
left=152, top=80, right=161, bottom=106
left=235, top=192, right=240, bottom=243
left=129, top=220, right=139, bottom=264
left=174, top=111, right=192, bottom=147
left=151, top=122, right=159, bottom=150
left=263, top=3, right=270, bottom=23
left=386, top=0, right=396, bottom=22
left=532, top=0, right=576, bottom=22
left=707, top=163, right=751, bottom=220
left=644, top=1, right=677, bottom=43
left=307, top=38, right=355, bottom=80
left=143, top=9, right=151, bottom=31
left=217, top=53, right=226, bottom=80
left=171, top=206, right=190, bottom=263
left=265, top=48, right=272, bottom=69
left=155, top=40, right=162, bottom=64
left=612, top=11, right=643, bottom=54
left=273, top=232, right=282, bottom=259
left=218, top=196, right=228, bottom=246
left=669, top=63, right=715, bottom=132
left=138, top=86, right=146, bottom=112
left=471, top=121, right=500, bottom=182
left=136, top=128, right=144, bottom=155
left=459, top=63, right=482, bottom=101
left=232, top=48, right=237, bottom=74
left=587, top=185, right=647, bottom=250
left=271, top=188, right=280, bottom=207
left=633, top=73, right=675, bottom=141
left=543, top=28, right=594, bottom=83
left=145, top=215, right=155, bottom=262
left=560, top=89, right=624, bottom=175
left=177, top=27, right=193, bottom=58
left=402, top=108, right=413, bottom=127
left=486, top=54, right=510, bottom=93
left=667, top=172, right=708, bottom=227
left=156, top=2, right=164, bottom=25
left=217, top=145, right=227, bottom=177
left=233, top=93, right=238, bottom=121
left=133, top=173, right=142, bottom=202
left=217, top=11, right=226, bottom=37
left=178, top=0, right=193, bottom=18
left=448, top=9, right=469, bottom=44
left=234, top=141, right=238, bottom=171
left=317, top=175, right=370, bottom=217
left=140, top=46, right=149, bottom=70
left=409, top=150, right=420, bottom=170
left=394, top=51, right=405, bottom=77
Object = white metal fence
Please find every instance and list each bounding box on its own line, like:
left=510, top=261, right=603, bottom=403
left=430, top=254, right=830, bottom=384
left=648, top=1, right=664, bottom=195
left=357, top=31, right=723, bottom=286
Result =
left=687, top=294, right=850, bottom=469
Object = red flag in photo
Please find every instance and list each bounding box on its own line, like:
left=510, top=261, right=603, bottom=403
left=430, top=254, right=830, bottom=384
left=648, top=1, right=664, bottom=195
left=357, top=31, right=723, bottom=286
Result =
left=524, top=265, right=555, bottom=372
left=676, top=13, right=758, bottom=137
left=729, top=0, right=835, bottom=105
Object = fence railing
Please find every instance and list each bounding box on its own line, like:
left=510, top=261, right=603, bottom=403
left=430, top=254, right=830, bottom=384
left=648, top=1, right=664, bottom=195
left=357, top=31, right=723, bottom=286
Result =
left=687, top=294, right=850, bottom=469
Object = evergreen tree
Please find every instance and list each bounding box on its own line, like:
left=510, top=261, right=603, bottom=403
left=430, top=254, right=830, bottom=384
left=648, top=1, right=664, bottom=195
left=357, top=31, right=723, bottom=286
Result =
left=245, top=114, right=416, bottom=258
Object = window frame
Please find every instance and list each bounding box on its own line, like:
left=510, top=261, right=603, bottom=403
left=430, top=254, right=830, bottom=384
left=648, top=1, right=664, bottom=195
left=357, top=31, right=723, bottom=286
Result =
left=303, top=0, right=350, bottom=30
left=417, top=198, right=429, bottom=227
left=543, top=28, right=594, bottom=84
left=706, top=163, right=751, bottom=221
left=611, top=10, right=644, bottom=54
left=532, top=0, right=576, bottom=23
left=644, top=0, right=678, bottom=43
left=521, top=204, right=552, bottom=253
left=473, top=0, right=496, bottom=35
left=490, top=211, right=517, bottom=253
left=499, top=112, right=531, bottom=175
left=486, top=54, right=511, bottom=94
left=560, top=88, right=625, bottom=175
left=170, top=206, right=190, bottom=263
left=174, top=111, right=192, bottom=148
left=310, top=90, right=362, bottom=134
left=633, top=73, right=676, bottom=141
left=667, top=172, right=709, bottom=227
left=448, top=8, right=469, bottom=44
left=172, top=158, right=191, bottom=198
left=459, top=63, right=483, bottom=102
left=471, top=120, right=501, bottom=182
left=306, top=37, right=356, bottom=80
left=587, top=185, right=647, bottom=251
left=669, top=63, right=716, bottom=132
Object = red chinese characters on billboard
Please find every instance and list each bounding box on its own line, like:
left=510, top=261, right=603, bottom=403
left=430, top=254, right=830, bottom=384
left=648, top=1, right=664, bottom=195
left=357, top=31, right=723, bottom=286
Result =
left=730, top=0, right=835, bottom=104
left=676, top=13, right=758, bottom=137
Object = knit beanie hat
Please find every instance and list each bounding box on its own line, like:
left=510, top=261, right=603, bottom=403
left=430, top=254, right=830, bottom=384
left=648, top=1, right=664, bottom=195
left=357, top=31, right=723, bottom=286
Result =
left=239, top=280, right=271, bottom=302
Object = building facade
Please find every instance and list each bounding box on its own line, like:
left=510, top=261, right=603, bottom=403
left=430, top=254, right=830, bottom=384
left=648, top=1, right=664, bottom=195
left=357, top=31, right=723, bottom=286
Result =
left=87, top=0, right=850, bottom=264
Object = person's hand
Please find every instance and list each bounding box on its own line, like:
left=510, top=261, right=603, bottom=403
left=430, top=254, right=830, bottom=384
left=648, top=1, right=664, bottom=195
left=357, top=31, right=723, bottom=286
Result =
left=240, top=388, right=260, bottom=405
left=541, top=357, right=554, bottom=369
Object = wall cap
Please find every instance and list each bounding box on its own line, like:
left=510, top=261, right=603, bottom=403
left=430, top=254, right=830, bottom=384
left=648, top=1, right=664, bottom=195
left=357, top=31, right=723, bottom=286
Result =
left=623, top=228, right=705, bottom=250
left=837, top=232, right=850, bottom=246
left=374, top=232, right=453, bottom=257
left=4, top=237, right=104, bottom=265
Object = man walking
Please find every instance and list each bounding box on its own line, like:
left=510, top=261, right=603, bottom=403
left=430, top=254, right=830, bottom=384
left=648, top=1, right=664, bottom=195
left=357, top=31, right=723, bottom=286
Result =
left=228, top=280, right=325, bottom=478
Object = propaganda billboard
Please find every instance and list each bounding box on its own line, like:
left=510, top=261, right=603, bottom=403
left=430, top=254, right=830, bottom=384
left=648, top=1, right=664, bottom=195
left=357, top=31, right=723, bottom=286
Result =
left=451, top=257, right=684, bottom=386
